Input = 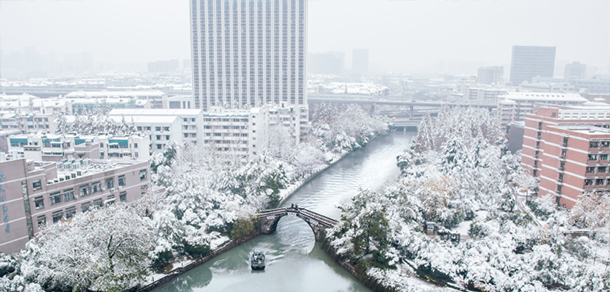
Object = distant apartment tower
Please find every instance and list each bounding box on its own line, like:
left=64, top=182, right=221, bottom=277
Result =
left=308, top=52, right=344, bottom=75
left=190, top=0, right=308, bottom=111
left=148, top=59, right=179, bottom=73
left=477, top=66, right=503, bottom=84
left=352, top=49, right=369, bottom=76
left=564, top=61, right=586, bottom=80
left=510, top=46, right=556, bottom=85
left=522, top=107, right=610, bottom=209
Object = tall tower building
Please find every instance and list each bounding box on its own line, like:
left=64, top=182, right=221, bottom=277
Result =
left=509, top=46, right=556, bottom=85
left=477, top=66, right=504, bottom=85
left=352, top=48, right=369, bottom=76
left=564, top=61, right=586, bottom=80
left=190, top=0, right=307, bottom=111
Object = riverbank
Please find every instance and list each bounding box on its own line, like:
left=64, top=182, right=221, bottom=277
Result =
left=138, top=229, right=262, bottom=292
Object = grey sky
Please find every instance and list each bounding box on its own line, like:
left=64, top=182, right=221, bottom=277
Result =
left=1, top=0, right=609, bottom=75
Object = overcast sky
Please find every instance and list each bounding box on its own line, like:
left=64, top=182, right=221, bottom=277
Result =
left=1, top=0, right=609, bottom=75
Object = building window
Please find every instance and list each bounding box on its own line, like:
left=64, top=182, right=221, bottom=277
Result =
left=588, top=154, right=598, bottom=161
left=80, top=185, right=90, bottom=197
left=52, top=211, right=63, bottom=223
left=34, top=196, right=44, bottom=209
left=37, top=216, right=46, bottom=228
left=163, top=127, right=170, bottom=131
left=598, top=166, right=607, bottom=173
left=106, top=195, right=116, bottom=206
left=134, top=143, right=138, bottom=148
left=157, top=144, right=162, bottom=149
left=106, top=178, right=114, bottom=189
left=119, top=193, right=127, bottom=202
left=601, top=154, right=609, bottom=161
left=63, top=190, right=75, bottom=202
left=65, top=207, right=76, bottom=220
left=602, top=141, right=610, bottom=148
left=156, top=127, right=161, bottom=131
left=596, top=179, right=605, bottom=186
left=140, top=169, right=147, bottom=181
left=141, top=185, right=148, bottom=194
left=92, top=182, right=102, bottom=193
left=165, top=135, right=170, bottom=140
left=93, top=199, right=103, bottom=208
left=590, top=141, right=600, bottom=148
left=533, top=170, right=537, bottom=177
left=561, top=149, right=567, bottom=159
left=586, top=167, right=595, bottom=173
left=81, top=202, right=91, bottom=212
left=32, top=180, right=42, bottom=191
left=118, top=175, right=126, bottom=186
left=50, top=192, right=62, bottom=205
left=585, top=179, right=594, bottom=186
left=157, top=135, right=161, bottom=140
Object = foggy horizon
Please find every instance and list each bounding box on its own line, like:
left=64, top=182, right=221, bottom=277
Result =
left=1, top=0, right=609, bottom=76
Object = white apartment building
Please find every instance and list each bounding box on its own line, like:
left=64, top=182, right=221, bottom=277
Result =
left=497, top=92, right=589, bottom=129
left=1, top=94, right=71, bottom=134
left=190, top=0, right=307, bottom=111
left=162, top=95, right=194, bottom=109
left=5, top=134, right=150, bottom=162
left=108, top=109, right=204, bottom=152
left=69, top=97, right=151, bottom=115
left=65, top=90, right=167, bottom=109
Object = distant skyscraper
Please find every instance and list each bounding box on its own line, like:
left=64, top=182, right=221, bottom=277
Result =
left=352, top=49, right=369, bottom=76
left=477, top=66, right=504, bottom=84
left=190, top=0, right=307, bottom=111
left=308, top=51, right=344, bottom=75
left=510, top=46, right=556, bottom=85
left=564, top=61, right=586, bottom=80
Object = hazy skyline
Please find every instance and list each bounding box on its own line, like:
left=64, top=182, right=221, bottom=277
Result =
left=1, top=0, right=609, bottom=75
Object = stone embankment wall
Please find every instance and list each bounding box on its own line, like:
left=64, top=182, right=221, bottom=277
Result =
left=138, top=229, right=261, bottom=292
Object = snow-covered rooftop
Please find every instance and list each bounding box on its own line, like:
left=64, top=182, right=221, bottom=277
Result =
left=107, top=115, right=179, bottom=124
left=500, top=92, right=587, bottom=102
left=108, top=108, right=202, bottom=116
left=65, top=90, right=166, bottom=98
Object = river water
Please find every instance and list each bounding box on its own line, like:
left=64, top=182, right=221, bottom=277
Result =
left=154, top=131, right=415, bottom=292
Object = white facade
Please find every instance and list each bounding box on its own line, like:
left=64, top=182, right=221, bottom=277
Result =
left=190, top=0, right=308, bottom=111
left=108, top=109, right=204, bottom=152
left=477, top=66, right=504, bottom=85
left=162, top=95, right=194, bottom=109
left=1, top=94, right=71, bottom=134
left=65, top=90, right=166, bottom=109
left=497, top=92, right=589, bottom=129
left=6, top=134, right=150, bottom=162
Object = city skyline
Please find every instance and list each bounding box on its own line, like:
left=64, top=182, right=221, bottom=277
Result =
left=1, top=0, right=609, bottom=76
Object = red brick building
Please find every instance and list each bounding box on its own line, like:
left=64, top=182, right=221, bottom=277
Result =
left=522, top=107, right=610, bottom=208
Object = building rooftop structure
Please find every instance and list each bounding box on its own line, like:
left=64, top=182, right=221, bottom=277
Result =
left=0, top=158, right=151, bottom=253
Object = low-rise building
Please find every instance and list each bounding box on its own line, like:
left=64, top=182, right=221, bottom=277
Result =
left=5, top=134, right=149, bottom=162
left=497, top=92, right=588, bottom=130
left=108, top=109, right=203, bottom=152
left=0, top=158, right=151, bottom=254
left=522, top=107, right=610, bottom=208
left=65, top=90, right=166, bottom=109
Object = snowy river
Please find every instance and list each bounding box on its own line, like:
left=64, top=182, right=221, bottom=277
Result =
left=154, top=131, right=416, bottom=292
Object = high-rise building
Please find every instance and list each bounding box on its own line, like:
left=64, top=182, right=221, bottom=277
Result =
left=477, top=66, right=504, bottom=84
left=509, top=46, right=556, bottom=85
left=308, top=51, right=344, bottom=75
left=190, top=0, right=308, bottom=111
left=352, top=48, right=369, bottom=76
left=564, top=61, right=586, bottom=80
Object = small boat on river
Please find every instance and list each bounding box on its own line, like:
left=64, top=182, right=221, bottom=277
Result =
left=250, top=250, right=265, bottom=270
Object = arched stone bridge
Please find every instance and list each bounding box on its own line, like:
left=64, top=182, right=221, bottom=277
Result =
left=257, top=206, right=339, bottom=242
